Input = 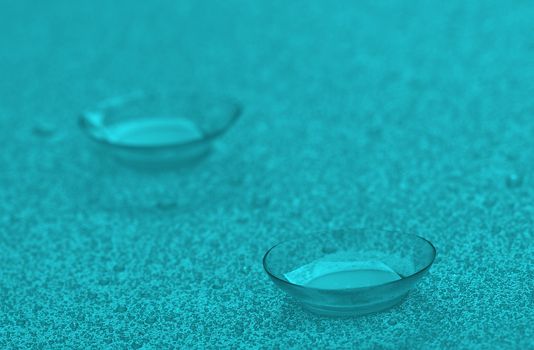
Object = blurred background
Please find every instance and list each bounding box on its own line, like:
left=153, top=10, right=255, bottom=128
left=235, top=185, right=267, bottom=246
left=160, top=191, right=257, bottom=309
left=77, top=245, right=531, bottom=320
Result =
left=0, top=0, right=533, bottom=348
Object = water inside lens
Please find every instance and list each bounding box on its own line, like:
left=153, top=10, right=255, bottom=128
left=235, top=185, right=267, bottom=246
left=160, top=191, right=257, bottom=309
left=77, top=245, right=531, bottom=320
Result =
left=105, top=117, right=203, bottom=147
left=305, top=269, right=401, bottom=289
left=285, top=260, right=401, bottom=290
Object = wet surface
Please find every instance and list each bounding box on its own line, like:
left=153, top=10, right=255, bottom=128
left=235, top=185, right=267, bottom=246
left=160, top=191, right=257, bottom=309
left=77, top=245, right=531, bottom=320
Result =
left=0, top=0, right=533, bottom=348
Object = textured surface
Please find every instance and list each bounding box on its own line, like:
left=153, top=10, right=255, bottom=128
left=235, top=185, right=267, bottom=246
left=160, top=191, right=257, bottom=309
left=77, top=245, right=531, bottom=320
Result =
left=1, top=0, right=533, bottom=348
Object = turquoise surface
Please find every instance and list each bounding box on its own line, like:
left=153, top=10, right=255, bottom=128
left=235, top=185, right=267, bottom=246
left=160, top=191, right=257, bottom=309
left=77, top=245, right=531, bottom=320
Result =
left=1, top=0, right=533, bottom=348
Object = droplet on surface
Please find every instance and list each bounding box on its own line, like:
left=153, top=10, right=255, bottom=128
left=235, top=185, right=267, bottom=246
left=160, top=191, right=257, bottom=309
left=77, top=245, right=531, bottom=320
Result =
left=145, top=316, right=157, bottom=324
left=387, top=318, right=398, bottom=326
left=164, top=313, right=176, bottom=321
left=212, top=277, right=224, bottom=289
left=113, top=264, right=125, bottom=272
left=505, top=173, right=523, bottom=188
left=99, top=278, right=111, bottom=286
left=154, top=199, right=177, bottom=211
left=252, top=196, right=271, bottom=209
left=236, top=216, right=249, bottom=224
left=321, top=244, right=337, bottom=254
left=114, top=305, right=127, bottom=313
left=131, top=341, right=144, bottom=349
left=482, top=196, right=497, bottom=208
left=32, top=123, right=57, bottom=138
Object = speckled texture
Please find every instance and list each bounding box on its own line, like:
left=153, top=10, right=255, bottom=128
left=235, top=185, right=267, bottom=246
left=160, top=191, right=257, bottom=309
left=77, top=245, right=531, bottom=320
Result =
left=1, top=0, right=533, bottom=348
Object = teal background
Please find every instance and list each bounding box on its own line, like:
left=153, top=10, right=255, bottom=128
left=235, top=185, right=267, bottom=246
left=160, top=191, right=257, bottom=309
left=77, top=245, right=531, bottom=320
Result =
left=1, top=0, right=533, bottom=348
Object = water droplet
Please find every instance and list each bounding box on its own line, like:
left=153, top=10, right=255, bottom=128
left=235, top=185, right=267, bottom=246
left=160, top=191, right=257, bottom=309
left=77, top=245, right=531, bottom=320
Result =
left=132, top=341, right=144, bottom=349
left=99, top=278, right=111, bottom=286
left=32, top=123, right=57, bottom=138
left=505, top=152, right=518, bottom=161
left=114, top=305, right=127, bottom=313
left=392, top=328, right=404, bottom=337
left=212, top=279, right=223, bottom=289
left=505, top=173, right=523, bottom=188
left=113, top=264, right=125, bottom=273
left=321, top=244, right=337, bottom=254
left=154, top=199, right=177, bottom=211
left=233, top=324, right=245, bottom=335
left=236, top=216, right=249, bottom=224
left=252, top=196, right=271, bottom=208
left=228, top=176, right=245, bottom=186
left=387, top=318, right=398, bottom=326
left=145, top=316, right=157, bottom=324
left=483, top=196, right=497, bottom=208
left=164, top=313, right=176, bottom=321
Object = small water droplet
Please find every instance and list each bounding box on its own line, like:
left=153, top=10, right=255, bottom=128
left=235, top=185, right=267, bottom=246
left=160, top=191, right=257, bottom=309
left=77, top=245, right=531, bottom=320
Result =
left=233, top=324, right=245, bottom=335
left=99, top=278, right=111, bottom=286
left=113, top=264, right=125, bottom=273
left=236, top=216, right=249, bottom=224
left=392, top=328, right=404, bottom=337
left=505, top=152, right=518, bottom=161
left=132, top=341, right=144, bottom=349
left=483, top=196, right=497, bottom=208
left=228, top=176, right=245, bottom=186
left=387, top=318, right=398, bottom=326
left=321, top=244, right=337, bottom=254
left=145, top=316, right=157, bottom=324
left=505, top=173, right=523, bottom=188
left=164, top=312, right=176, bottom=321
left=212, top=279, right=223, bottom=289
left=252, top=196, right=271, bottom=208
left=154, top=199, right=177, bottom=210
left=32, top=123, right=57, bottom=138
left=114, top=305, right=127, bottom=313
